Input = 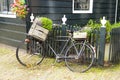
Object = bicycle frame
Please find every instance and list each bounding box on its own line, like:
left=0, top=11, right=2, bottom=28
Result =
left=48, top=36, right=76, bottom=58
left=77, top=40, right=87, bottom=57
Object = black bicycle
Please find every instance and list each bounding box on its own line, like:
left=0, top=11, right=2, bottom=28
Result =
left=16, top=31, right=95, bottom=72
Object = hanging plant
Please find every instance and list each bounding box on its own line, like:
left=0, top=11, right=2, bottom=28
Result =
left=11, top=0, right=28, bottom=19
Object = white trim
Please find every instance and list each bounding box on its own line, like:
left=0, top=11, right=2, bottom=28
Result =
left=72, top=0, right=93, bottom=13
left=0, top=13, right=16, bottom=18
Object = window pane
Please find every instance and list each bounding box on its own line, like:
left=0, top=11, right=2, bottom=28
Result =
left=73, top=0, right=93, bottom=13
left=2, top=0, right=7, bottom=12
left=0, top=0, right=8, bottom=13
left=0, top=0, right=16, bottom=18
left=9, top=0, right=14, bottom=12
left=0, top=0, right=14, bottom=14
left=74, top=0, right=90, bottom=10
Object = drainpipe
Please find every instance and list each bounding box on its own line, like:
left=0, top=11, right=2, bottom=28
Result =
left=115, top=0, right=118, bottom=23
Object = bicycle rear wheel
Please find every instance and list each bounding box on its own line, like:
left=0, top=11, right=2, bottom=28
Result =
left=65, top=43, right=94, bottom=72
left=16, top=39, right=45, bottom=67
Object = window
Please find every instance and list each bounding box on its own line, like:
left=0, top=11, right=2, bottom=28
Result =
left=0, top=0, right=16, bottom=18
left=72, top=0, right=93, bottom=13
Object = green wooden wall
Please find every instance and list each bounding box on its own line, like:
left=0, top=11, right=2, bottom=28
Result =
left=29, top=0, right=116, bottom=25
left=0, top=20, right=26, bottom=47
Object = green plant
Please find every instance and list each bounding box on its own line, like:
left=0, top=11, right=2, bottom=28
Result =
left=87, top=19, right=101, bottom=30
left=86, top=19, right=120, bottom=42
left=105, top=20, right=112, bottom=42
left=38, top=17, right=53, bottom=31
left=111, top=22, right=120, bottom=29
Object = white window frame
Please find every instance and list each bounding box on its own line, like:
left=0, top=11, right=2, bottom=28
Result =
left=72, top=0, right=93, bottom=13
left=0, top=0, right=16, bottom=18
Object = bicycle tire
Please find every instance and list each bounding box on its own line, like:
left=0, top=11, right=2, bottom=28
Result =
left=16, top=39, right=45, bottom=67
left=65, top=42, right=94, bottom=73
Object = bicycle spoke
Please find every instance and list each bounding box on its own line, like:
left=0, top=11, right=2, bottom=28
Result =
left=65, top=43, right=94, bottom=72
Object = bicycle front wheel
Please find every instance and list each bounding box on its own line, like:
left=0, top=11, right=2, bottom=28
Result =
left=65, top=43, right=94, bottom=72
left=16, top=40, right=45, bottom=67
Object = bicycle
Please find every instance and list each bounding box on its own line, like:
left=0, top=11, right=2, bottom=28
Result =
left=16, top=29, right=95, bottom=72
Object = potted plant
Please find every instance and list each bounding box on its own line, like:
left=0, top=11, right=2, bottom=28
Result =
left=11, top=0, right=28, bottom=19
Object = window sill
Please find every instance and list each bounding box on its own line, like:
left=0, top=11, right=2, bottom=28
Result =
left=0, top=14, right=16, bottom=18
left=73, top=10, right=93, bottom=14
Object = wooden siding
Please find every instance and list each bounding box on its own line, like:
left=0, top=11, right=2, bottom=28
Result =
left=0, top=22, right=26, bottom=47
left=29, top=0, right=116, bottom=25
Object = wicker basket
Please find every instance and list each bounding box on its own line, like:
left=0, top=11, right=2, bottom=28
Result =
left=28, top=18, right=49, bottom=41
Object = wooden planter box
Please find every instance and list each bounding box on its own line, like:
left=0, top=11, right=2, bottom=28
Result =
left=73, top=31, right=87, bottom=40
left=28, top=18, right=49, bottom=41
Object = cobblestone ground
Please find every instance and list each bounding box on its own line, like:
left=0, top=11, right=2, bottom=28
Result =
left=0, top=43, right=120, bottom=80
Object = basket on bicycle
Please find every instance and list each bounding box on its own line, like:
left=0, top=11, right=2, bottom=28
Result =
left=28, top=17, right=52, bottom=41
